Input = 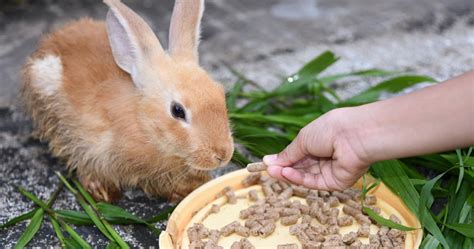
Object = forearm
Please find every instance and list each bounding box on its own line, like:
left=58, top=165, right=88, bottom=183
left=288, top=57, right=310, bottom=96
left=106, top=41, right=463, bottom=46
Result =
left=343, top=71, right=474, bottom=163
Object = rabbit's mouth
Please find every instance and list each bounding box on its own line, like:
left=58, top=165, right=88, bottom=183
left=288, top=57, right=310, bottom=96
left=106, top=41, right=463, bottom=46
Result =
left=189, top=164, right=220, bottom=171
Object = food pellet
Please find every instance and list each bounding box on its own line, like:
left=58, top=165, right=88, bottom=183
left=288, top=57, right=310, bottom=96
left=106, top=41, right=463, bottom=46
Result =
left=388, top=228, right=404, bottom=238
left=343, top=232, right=358, bottom=245
left=204, top=241, right=223, bottom=249
left=327, top=216, right=337, bottom=225
left=223, top=187, right=237, bottom=204
left=390, top=214, right=402, bottom=224
left=305, top=227, right=326, bottom=242
left=328, top=196, right=340, bottom=207
left=210, top=204, right=220, bottom=214
left=327, top=224, right=339, bottom=234
left=262, top=185, right=274, bottom=197
left=349, top=240, right=362, bottom=249
left=293, top=185, right=309, bottom=197
left=357, top=223, right=370, bottom=237
left=289, top=223, right=307, bottom=235
left=240, top=238, right=256, bottom=249
left=277, top=244, right=298, bottom=249
left=380, top=235, right=394, bottom=247
left=220, top=221, right=239, bottom=236
left=332, top=191, right=352, bottom=202
left=230, top=241, right=242, bottom=249
left=278, top=187, right=293, bottom=199
left=258, top=222, right=276, bottom=237
left=314, top=210, right=328, bottom=224
left=208, top=229, right=221, bottom=244
left=378, top=226, right=389, bottom=236
left=369, top=234, right=381, bottom=247
left=364, top=195, right=377, bottom=205
left=235, top=225, right=250, bottom=237
left=337, top=216, right=353, bottom=226
left=189, top=240, right=206, bottom=249
left=280, top=208, right=300, bottom=217
left=246, top=162, right=267, bottom=172
left=342, top=205, right=361, bottom=217
left=299, top=205, right=310, bottom=215
left=346, top=199, right=362, bottom=210
left=242, top=172, right=261, bottom=186
left=301, top=214, right=312, bottom=224
left=280, top=214, right=299, bottom=226
left=248, top=190, right=258, bottom=201
left=302, top=241, right=322, bottom=249
left=272, top=182, right=282, bottom=193
left=355, top=213, right=371, bottom=224
left=279, top=181, right=290, bottom=189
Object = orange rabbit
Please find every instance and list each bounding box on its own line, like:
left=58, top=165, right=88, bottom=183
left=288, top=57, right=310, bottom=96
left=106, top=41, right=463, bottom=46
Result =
left=21, top=0, right=234, bottom=202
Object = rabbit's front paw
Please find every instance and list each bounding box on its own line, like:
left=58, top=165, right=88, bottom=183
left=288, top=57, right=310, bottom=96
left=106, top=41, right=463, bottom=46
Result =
left=80, top=177, right=122, bottom=203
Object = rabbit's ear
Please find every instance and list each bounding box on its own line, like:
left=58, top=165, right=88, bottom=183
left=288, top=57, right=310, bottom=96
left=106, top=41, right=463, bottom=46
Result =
left=168, top=0, right=204, bottom=63
left=104, top=0, right=166, bottom=89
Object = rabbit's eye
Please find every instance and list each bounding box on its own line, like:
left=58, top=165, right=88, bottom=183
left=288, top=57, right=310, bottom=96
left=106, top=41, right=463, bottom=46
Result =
left=171, top=102, right=186, bottom=121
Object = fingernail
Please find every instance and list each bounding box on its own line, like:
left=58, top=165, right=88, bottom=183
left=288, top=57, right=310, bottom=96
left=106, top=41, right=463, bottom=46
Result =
left=263, top=154, right=278, bottom=164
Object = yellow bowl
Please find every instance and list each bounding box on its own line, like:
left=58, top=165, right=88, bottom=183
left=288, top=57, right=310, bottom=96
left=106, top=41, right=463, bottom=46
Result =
left=159, top=169, right=423, bottom=248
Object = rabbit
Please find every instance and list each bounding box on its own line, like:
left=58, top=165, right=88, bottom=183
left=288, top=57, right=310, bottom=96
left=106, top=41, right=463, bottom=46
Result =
left=20, top=0, right=234, bottom=202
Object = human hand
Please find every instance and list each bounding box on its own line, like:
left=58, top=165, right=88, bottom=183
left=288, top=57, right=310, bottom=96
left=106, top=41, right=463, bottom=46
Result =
left=263, top=109, right=371, bottom=191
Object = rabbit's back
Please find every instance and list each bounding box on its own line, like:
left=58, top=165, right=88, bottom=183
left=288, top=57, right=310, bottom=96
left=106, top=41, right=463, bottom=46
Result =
left=28, top=18, right=129, bottom=112
left=21, top=18, right=134, bottom=172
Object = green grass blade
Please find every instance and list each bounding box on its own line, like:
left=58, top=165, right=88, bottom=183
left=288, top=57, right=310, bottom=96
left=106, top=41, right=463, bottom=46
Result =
left=463, top=238, right=473, bottom=249
left=459, top=193, right=474, bottom=223
left=56, top=210, right=94, bottom=225
left=226, top=79, right=245, bottom=112
left=61, top=222, right=91, bottom=249
left=363, top=207, right=417, bottom=231
left=421, top=234, right=441, bottom=249
left=50, top=217, right=66, bottom=249
left=14, top=208, right=44, bottom=249
left=0, top=208, right=37, bottom=229
left=341, top=75, right=436, bottom=106
left=146, top=206, right=176, bottom=224
left=456, top=149, right=465, bottom=194
left=230, top=113, right=314, bottom=127
left=419, top=170, right=450, bottom=227
left=106, top=242, right=121, bottom=249
left=64, top=238, right=82, bottom=249
left=96, top=202, right=146, bottom=224
left=295, top=50, right=339, bottom=78
left=445, top=223, right=474, bottom=238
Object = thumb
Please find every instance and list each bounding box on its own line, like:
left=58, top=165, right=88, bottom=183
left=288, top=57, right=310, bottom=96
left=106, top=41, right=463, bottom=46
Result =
left=263, top=130, right=307, bottom=167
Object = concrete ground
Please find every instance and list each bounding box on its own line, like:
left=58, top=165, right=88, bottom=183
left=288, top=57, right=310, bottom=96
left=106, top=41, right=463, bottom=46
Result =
left=0, top=0, right=473, bottom=247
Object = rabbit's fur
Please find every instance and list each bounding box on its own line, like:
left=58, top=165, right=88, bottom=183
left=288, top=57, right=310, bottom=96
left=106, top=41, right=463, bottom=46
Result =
left=21, top=0, right=234, bottom=202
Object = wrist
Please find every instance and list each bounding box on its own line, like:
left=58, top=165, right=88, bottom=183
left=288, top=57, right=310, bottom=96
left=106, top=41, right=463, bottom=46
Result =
left=330, top=106, right=378, bottom=166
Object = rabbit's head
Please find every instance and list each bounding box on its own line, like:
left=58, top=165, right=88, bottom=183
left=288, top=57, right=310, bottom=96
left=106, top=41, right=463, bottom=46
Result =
left=104, top=0, right=233, bottom=170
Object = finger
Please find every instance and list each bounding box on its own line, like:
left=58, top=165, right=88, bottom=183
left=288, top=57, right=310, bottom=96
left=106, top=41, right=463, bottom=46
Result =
left=266, top=165, right=287, bottom=182
left=263, top=131, right=308, bottom=167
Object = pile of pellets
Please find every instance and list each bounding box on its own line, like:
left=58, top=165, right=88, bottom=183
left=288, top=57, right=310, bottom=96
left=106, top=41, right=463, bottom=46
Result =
left=186, top=163, right=406, bottom=249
